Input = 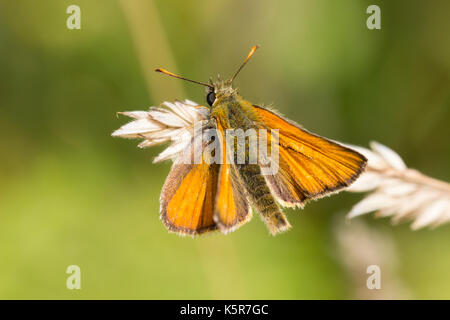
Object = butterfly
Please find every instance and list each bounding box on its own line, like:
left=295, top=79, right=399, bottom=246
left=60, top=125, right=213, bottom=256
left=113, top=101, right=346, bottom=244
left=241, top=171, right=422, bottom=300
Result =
left=112, top=45, right=367, bottom=236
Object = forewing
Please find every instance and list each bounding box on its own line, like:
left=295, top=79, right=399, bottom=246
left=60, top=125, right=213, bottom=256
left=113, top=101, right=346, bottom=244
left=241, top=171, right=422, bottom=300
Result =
left=253, top=105, right=367, bottom=207
left=213, top=118, right=252, bottom=233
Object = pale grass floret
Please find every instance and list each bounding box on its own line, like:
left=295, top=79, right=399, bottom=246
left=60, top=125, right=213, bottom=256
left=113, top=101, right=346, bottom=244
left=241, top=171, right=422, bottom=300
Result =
left=111, top=100, right=209, bottom=163
left=346, top=142, right=450, bottom=229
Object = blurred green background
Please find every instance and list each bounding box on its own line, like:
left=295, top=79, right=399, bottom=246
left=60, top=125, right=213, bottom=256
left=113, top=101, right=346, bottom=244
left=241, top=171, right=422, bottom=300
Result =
left=0, top=0, right=449, bottom=299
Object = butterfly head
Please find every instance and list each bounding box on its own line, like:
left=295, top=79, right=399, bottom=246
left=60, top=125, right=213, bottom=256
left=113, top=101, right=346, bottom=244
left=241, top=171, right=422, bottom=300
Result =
left=155, top=45, right=259, bottom=107
left=205, top=76, right=238, bottom=107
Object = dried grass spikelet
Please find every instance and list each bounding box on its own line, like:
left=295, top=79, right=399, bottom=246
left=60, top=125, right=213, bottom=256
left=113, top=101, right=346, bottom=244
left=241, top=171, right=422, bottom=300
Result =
left=111, top=100, right=209, bottom=163
left=346, top=141, right=450, bottom=230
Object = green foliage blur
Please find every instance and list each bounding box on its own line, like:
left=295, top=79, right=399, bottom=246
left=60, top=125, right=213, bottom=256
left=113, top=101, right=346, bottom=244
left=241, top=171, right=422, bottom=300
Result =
left=0, top=0, right=449, bottom=299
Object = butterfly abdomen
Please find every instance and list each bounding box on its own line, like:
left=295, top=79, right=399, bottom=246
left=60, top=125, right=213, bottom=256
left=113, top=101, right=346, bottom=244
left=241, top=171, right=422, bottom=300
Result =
left=216, top=97, right=291, bottom=235
left=237, top=163, right=291, bottom=235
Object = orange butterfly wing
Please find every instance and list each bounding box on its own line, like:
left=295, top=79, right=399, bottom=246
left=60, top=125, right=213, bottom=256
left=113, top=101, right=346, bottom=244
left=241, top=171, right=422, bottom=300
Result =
left=214, top=119, right=252, bottom=233
left=160, top=161, right=219, bottom=235
left=160, top=122, right=251, bottom=235
left=253, top=105, right=367, bottom=207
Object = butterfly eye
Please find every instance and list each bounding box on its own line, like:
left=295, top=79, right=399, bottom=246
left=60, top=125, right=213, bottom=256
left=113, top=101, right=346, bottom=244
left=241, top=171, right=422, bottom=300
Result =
left=206, top=91, right=216, bottom=106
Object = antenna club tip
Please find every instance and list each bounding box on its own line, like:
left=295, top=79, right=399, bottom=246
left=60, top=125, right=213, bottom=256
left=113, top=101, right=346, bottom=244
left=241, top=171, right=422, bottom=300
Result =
left=155, top=68, right=163, bottom=73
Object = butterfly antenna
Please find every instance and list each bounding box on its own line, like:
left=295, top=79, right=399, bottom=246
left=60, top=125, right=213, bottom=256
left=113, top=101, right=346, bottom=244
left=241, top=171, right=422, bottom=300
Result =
left=231, top=45, right=260, bottom=82
left=155, top=68, right=214, bottom=89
